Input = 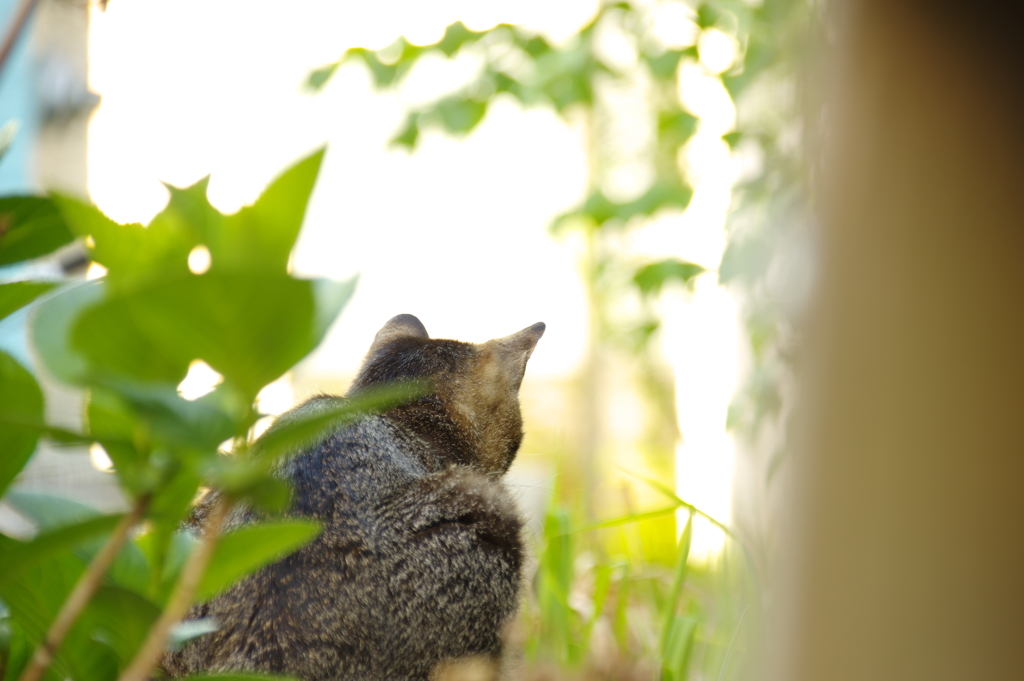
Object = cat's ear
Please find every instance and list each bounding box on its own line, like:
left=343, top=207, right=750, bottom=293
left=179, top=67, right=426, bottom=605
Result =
left=493, top=322, right=545, bottom=360
left=368, top=314, right=429, bottom=355
left=482, top=322, right=545, bottom=384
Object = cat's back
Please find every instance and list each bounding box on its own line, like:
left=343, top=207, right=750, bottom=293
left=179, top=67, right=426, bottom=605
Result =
left=283, top=411, right=438, bottom=520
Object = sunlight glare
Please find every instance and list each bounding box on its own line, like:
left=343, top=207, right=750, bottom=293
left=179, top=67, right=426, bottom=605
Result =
left=256, top=373, right=296, bottom=417
left=85, top=262, right=107, bottom=280
left=177, top=360, right=223, bottom=401
left=89, top=443, right=114, bottom=472
left=251, top=374, right=296, bottom=441
left=650, top=2, right=699, bottom=49
left=698, top=28, right=736, bottom=75
left=188, top=245, right=211, bottom=275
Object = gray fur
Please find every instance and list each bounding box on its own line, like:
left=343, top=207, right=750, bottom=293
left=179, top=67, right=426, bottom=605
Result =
left=162, top=316, right=544, bottom=681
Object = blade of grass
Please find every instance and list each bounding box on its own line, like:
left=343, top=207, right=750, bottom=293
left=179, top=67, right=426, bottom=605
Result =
left=619, top=467, right=738, bottom=541
left=716, top=605, right=748, bottom=681
left=571, top=505, right=678, bottom=534
left=659, top=511, right=693, bottom=655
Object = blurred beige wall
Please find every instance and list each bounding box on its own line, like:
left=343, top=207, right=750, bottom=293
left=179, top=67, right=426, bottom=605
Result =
left=27, top=0, right=93, bottom=194
left=772, top=2, right=1024, bottom=680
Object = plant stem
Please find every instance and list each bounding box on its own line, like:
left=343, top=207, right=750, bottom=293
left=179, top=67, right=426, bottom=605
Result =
left=0, top=0, right=41, bottom=83
left=116, top=496, right=230, bottom=681
left=17, top=495, right=150, bottom=681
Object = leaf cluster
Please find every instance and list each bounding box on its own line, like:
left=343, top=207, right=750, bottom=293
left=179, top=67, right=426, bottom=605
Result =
left=309, top=4, right=717, bottom=357
left=0, top=149, right=401, bottom=681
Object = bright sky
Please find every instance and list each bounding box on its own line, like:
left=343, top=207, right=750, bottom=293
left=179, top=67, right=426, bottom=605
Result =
left=86, top=0, right=740, bottom=557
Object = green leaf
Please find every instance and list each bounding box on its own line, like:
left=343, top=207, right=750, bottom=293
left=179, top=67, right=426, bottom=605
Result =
left=84, top=386, right=145, bottom=485
left=80, top=586, right=160, bottom=668
left=0, top=196, right=75, bottom=266
left=389, top=113, right=421, bottom=149
left=144, top=468, right=203, bottom=566
left=2, top=490, right=100, bottom=530
left=167, top=618, right=220, bottom=651
left=207, top=460, right=292, bottom=512
left=197, top=520, right=321, bottom=601
left=151, top=176, right=221, bottom=248
left=94, top=381, right=237, bottom=451
left=71, top=291, right=191, bottom=384
left=435, top=21, right=488, bottom=57
left=0, top=281, right=57, bottom=321
left=306, top=62, right=339, bottom=91
left=0, top=551, right=121, bottom=681
left=250, top=381, right=427, bottom=463
left=312, top=276, right=358, bottom=341
left=0, top=553, right=80, bottom=679
left=101, top=272, right=348, bottom=399
left=0, top=351, right=44, bottom=497
left=2, top=491, right=151, bottom=595
left=552, top=179, right=693, bottom=234
left=139, top=528, right=199, bottom=603
left=0, top=515, right=123, bottom=588
left=30, top=280, right=105, bottom=385
left=658, top=108, right=699, bottom=148
left=516, top=33, right=552, bottom=58
left=644, top=47, right=698, bottom=80
left=345, top=48, right=399, bottom=88
left=209, top=148, right=324, bottom=275
left=625, top=320, right=660, bottom=353
left=0, top=616, right=33, bottom=681
left=633, top=258, right=706, bottom=297
left=434, top=96, right=488, bottom=134
left=696, top=4, right=721, bottom=29
left=177, top=674, right=299, bottom=681
left=51, top=193, right=187, bottom=292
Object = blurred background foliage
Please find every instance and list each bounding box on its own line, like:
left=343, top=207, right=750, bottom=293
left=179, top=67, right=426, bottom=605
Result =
left=308, top=0, right=815, bottom=677
left=0, top=0, right=814, bottom=680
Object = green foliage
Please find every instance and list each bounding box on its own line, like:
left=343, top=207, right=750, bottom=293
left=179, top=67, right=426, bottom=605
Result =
left=177, top=674, right=298, bottom=681
left=0, top=352, right=44, bottom=498
left=311, top=5, right=696, bottom=235
left=0, top=281, right=57, bottom=321
left=522, top=481, right=751, bottom=681
left=0, top=148, right=394, bottom=681
left=633, top=259, right=706, bottom=298
left=198, top=521, right=321, bottom=601
left=0, top=196, right=75, bottom=267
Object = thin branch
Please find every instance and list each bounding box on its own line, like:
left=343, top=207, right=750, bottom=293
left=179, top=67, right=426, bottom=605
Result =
left=116, top=495, right=231, bottom=681
left=0, top=0, right=41, bottom=83
left=17, top=495, right=150, bottom=681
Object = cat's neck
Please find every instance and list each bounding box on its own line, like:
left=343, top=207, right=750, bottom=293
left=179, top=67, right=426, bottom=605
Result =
left=385, top=395, right=480, bottom=471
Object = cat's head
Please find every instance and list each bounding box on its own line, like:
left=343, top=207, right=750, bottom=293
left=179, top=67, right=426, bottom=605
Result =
left=348, top=314, right=545, bottom=472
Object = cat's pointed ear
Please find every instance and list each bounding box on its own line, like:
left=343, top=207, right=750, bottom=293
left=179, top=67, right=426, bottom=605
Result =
left=493, top=322, right=545, bottom=360
left=368, top=314, right=429, bottom=354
